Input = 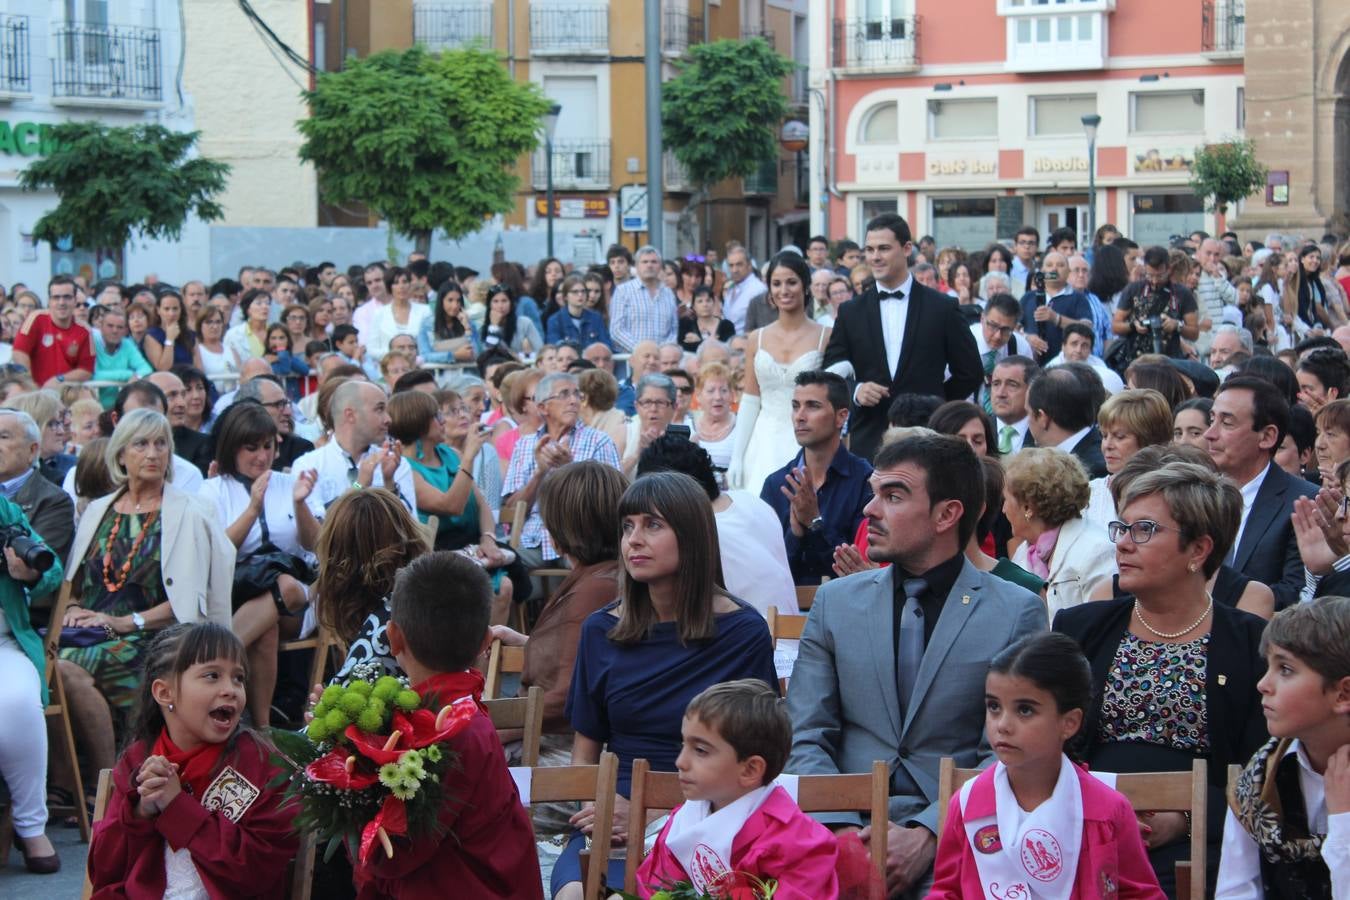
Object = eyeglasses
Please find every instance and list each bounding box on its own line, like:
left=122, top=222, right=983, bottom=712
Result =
left=544, top=389, right=581, bottom=403
left=260, top=398, right=290, bottom=412
left=983, top=322, right=1015, bottom=337
left=637, top=398, right=673, bottom=410
left=675, top=386, right=694, bottom=395
left=1106, top=519, right=1180, bottom=545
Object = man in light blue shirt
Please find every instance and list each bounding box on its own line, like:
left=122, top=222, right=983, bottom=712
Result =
left=92, top=306, right=152, bottom=406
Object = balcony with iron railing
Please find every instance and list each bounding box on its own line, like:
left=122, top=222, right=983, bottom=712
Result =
left=664, top=150, right=695, bottom=193
left=51, top=21, right=161, bottom=105
left=530, top=4, right=609, bottom=55
left=832, top=17, right=919, bottom=73
left=1201, top=0, right=1244, bottom=57
left=790, top=66, right=808, bottom=107
left=662, top=9, right=704, bottom=56
left=743, top=158, right=777, bottom=195
left=532, top=139, right=611, bottom=190
left=414, top=1, right=493, bottom=51
left=0, top=15, right=29, bottom=96
left=741, top=28, right=776, bottom=50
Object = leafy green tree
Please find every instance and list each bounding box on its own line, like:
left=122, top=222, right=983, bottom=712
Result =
left=18, top=122, right=229, bottom=255
left=1190, top=138, right=1268, bottom=214
left=298, top=46, right=552, bottom=253
left=662, top=38, right=795, bottom=187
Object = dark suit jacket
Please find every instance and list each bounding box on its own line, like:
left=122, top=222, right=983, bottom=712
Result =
left=1053, top=598, right=1268, bottom=852
left=1314, top=568, right=1350, bottom=599
left=1069, top=426, right=1108, bottom=479
left=13, top=469, right=74, bottom=592
left=276, top=432, right=315, bottom=471
left=173, top=426, right=214, bottom=477
left=1231, top=461, right=1318, bottom=610
left=824, top=281, right=983, bottom=461
left=1018, top=289, right=1095, bottom=362
left=745, top=292, right=779, bottom=332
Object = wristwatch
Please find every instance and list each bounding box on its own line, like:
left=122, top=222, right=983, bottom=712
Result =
left=131, top=611, right=146, bottom=631
left=808, top=515, right=825, bottom=532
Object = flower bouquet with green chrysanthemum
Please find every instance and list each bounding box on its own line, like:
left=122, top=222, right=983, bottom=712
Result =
left=268, top=662, right=475, bottom=866
left=614, top=872, right=778, bottom=900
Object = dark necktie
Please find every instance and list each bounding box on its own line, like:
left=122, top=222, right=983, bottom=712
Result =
left=898, top=577, right=927, bottom=716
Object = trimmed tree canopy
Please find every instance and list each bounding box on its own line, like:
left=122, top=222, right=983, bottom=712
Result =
left=661, top=37, right=795, bottom=186
left=18, top=122, right=229, bottom=250
left=298, top=45, right=552, bottom=243
left=1190, top=138, right=1268, bottom=213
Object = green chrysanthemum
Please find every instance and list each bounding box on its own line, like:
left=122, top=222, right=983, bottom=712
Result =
left=320, top=684, right=344, bottom=706
left=323, top=709, right=350, bottom=733
left=424, top=745, right=442, bottom=763
left=306, top=717, right=331, bottom=743
left=372, top=676, right=402, bottom=702
left=390, top=780, right=418, bottom=801
left=339, top=692, right=368, bottom=717
left=378, top=763, right=402, bottom=789
left=355, top=707, right=385, bottom=734
left=393, top=690, right=420, bottom=712
left=347, top=679, right=373, bottom=696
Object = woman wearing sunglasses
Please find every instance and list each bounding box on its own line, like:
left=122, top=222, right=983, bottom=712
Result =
left=1055, top=457, right=1269, bottom=896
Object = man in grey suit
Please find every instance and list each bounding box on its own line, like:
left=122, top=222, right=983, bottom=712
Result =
left=786, top=434, right=1046, bottom=897
left=0, top=408, right=73, bottom=580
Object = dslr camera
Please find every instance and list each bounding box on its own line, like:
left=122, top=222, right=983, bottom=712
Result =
left=0, top=523, right=54, bottom=576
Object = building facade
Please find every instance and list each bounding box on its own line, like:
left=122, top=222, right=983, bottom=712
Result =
left=315, top=0, right=809, bottom=266
left=0, top=0, right=193, bottom=287
left=809, top=0, right=1246, bottom=248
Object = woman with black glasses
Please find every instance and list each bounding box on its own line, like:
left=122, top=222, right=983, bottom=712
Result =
left=1055, top=459, right=1268, bottom=896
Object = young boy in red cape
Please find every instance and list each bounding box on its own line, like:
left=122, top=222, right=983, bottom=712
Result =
left=353, top=551, right=542, bottom=899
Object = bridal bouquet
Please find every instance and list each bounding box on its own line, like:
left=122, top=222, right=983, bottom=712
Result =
left=269, top=662, right=477, bottom=864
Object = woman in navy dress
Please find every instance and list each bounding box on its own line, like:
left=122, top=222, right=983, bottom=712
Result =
left=552, top=471, right=777, bottom=899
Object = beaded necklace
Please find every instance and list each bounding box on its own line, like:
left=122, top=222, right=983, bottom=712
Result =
left=101, top=510, right=158, bottom=593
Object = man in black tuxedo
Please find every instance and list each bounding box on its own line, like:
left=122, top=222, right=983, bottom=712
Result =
left=1025, top=367, right=1108, bottom=478
left=824, top=213, right=982, bottom=461
left=1206, top=374, right=1317, bottom=609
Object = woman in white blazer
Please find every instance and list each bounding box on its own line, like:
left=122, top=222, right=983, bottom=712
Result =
left=1005, top=448, right=1116, bottom=618
left=56, top=409, right=235, bottom=795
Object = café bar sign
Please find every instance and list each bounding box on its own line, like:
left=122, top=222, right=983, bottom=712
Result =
left=534, top=197, right=611, bottom=219
left=0, top=121, right=55, bottom=156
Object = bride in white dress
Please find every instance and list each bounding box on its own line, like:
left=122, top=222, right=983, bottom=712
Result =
left=728, top=252, right=831, bottom=493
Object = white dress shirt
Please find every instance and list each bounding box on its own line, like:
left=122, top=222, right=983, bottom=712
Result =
left=291, top=438, right=417, bottom=519
left=1215, top=739, right=1350, bottom=898
left=877, top=274, right=913, bottom=379
left=1054, top=425, right=1092, bottom=455
left=1231, top=462, right=1272, bottom=559
left=722, top=272, right=767, bottom=334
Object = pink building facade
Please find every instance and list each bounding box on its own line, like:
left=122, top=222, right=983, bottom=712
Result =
left=807, top=0, right=1246, bottom=248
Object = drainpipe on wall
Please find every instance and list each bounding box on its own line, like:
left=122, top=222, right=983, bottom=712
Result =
left=507, top=0, right=516, bottom=78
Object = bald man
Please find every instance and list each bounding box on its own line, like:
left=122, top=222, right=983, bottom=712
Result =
left=149, top=370, right=214, bottom=475
left=1018, top=250, right=1095, bottom=363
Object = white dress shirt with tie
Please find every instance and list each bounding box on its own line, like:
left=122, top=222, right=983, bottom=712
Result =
left=827, top=275, right=913, bottom=401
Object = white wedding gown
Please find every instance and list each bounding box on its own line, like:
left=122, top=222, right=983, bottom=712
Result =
left=741, top=328, right=826, bottom=496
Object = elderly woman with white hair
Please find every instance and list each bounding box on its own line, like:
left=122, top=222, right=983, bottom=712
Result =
left=56, top=408, right=235, bottom=795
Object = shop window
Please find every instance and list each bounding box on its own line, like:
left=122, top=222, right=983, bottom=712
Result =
left=1130, top=90, right=1205, bottom=134
left=1131, top=193, right=1205, bottom=247
left=928, top=98, right=997, bottom=140
left=859, top=197, right=898, bottom=237
left=932, top=198, right=996, bottom=250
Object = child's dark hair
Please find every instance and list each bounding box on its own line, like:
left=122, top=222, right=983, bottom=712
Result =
left=265, top=323, right=291, bottom=351
left=988, top=632, right=1093, bottom=759
left=390, top=551, right=491, bottom=673
left=131, top=623, right=247, bottom=749
left=332, top=323, right=358, bottom=345
left=684, top=679, right=790, bottom=784
left=1260, top=595, right=1350, bottom=687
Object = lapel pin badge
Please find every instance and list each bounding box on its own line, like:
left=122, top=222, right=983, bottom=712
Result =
left=961, top=595, right=971, bottom=605
left=1218, top=674, right=1227, bottom=686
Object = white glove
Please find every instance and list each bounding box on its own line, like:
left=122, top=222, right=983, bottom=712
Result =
left=726, top=393, right=761, bottom=491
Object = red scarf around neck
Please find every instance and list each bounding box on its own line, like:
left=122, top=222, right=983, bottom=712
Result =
left=152, top=729, right=227, bottom=798
left=414, top=669, right=487, bottom=713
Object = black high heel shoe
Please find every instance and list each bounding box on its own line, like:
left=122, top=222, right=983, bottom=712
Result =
left=17, top=837, right=61, bottom=874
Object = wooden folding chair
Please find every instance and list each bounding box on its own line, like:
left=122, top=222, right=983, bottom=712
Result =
left=765, top=607, right=808, bottom=646
left=500, top=500, right=528, bottom=551
left=623, top=758, right=890, bottom=894
left=795, top=584, right=819, bottom=611
left=44, top=581, right=91, bottom=841
left=484, top=685, right=544, bottom=767
left=278, top=623, right=349, bottom=690
left=79, top=768, right=113, bottom=900
left=513, top=752, right=618, bottom=900
left=288, top=833, right=317, bottom=900
left=483, top=638, right=527, bottom=700
left=937, top=757, right=1208, bottom=900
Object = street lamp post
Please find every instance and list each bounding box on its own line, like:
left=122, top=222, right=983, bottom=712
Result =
left=1081, top=113, right=1101, bottom=246
left=543, top=103, right=561, bottom=258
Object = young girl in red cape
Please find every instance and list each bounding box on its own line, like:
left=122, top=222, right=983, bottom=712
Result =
left=87, top=622, right=298, bottom=899
left=928, top=632, right=1163, bottom=900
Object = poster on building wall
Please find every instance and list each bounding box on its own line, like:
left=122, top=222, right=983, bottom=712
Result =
left=1133, top=149, right=1195, bottom=172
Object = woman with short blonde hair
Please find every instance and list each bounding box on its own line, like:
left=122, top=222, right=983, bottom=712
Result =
left=1083, top=388, right=1175, bottom=531
left=1006, top=448, right=1115, bottom=616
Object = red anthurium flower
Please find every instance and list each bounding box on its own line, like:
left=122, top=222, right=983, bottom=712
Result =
left=359, top=796, right=409, bottom=865
left=304, top=748, right=378, bottom=790
left=345, top=726, right=407, bottom=766
left=399, top=697, right=477, bottom=749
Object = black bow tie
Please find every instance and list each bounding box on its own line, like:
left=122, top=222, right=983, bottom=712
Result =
left=878, top=289, right=905, bottom=301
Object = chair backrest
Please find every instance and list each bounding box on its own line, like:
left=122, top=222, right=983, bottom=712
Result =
left=501, top=500, right=528, bottom=551
left=765, top=608, right=808, bottom=647
left=483, top=638, right=527, bottom=701
left=936, top=757, right=1208, bottom=900
left=623, top=758, right=889, bottom=893
left=513, top=752, right=618, bottom=899
left=80, top=768, right=115, bottom=900
left=483, top=685, right=543, bottom=767
left=44, top=580, right=74, bottom=694
left=795, top=584, right=818, bottom=611
left=417, top=514, right=439, bottom=550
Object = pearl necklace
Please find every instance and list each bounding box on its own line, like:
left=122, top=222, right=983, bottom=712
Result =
left=1134, top=594, right=1213, bottom=640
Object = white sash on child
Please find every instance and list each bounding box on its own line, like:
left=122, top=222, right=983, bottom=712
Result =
left=662, top=784, right=774, bottom=893
left=959, top=755, right=1083, bottom=900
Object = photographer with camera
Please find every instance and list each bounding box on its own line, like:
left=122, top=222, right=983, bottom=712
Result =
left=1110, top=245, right=1200, bottom=365
left=0, top=492, right=64, bottom=873
left=1017, top=251, right=1095, bottom=364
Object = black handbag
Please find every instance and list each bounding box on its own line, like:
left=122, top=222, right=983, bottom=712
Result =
left=231, top=502, right=314, bottom=606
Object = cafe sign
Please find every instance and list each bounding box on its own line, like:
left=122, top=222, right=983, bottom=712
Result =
left=1031, top=156, right=1088, bottom=173
left=534, top=197, right=611, bottom=219
left=927, top=156, right=997, bottom=177
left=0, top=121, right=56, bottom=157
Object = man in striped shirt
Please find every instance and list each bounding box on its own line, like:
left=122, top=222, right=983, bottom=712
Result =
left=609, top=245, right=678, bottom=353
left=1195, top=238, right=1238, bottom=363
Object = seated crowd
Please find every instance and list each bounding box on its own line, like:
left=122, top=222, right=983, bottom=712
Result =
left=0, top=223, right=1345, bottom=899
